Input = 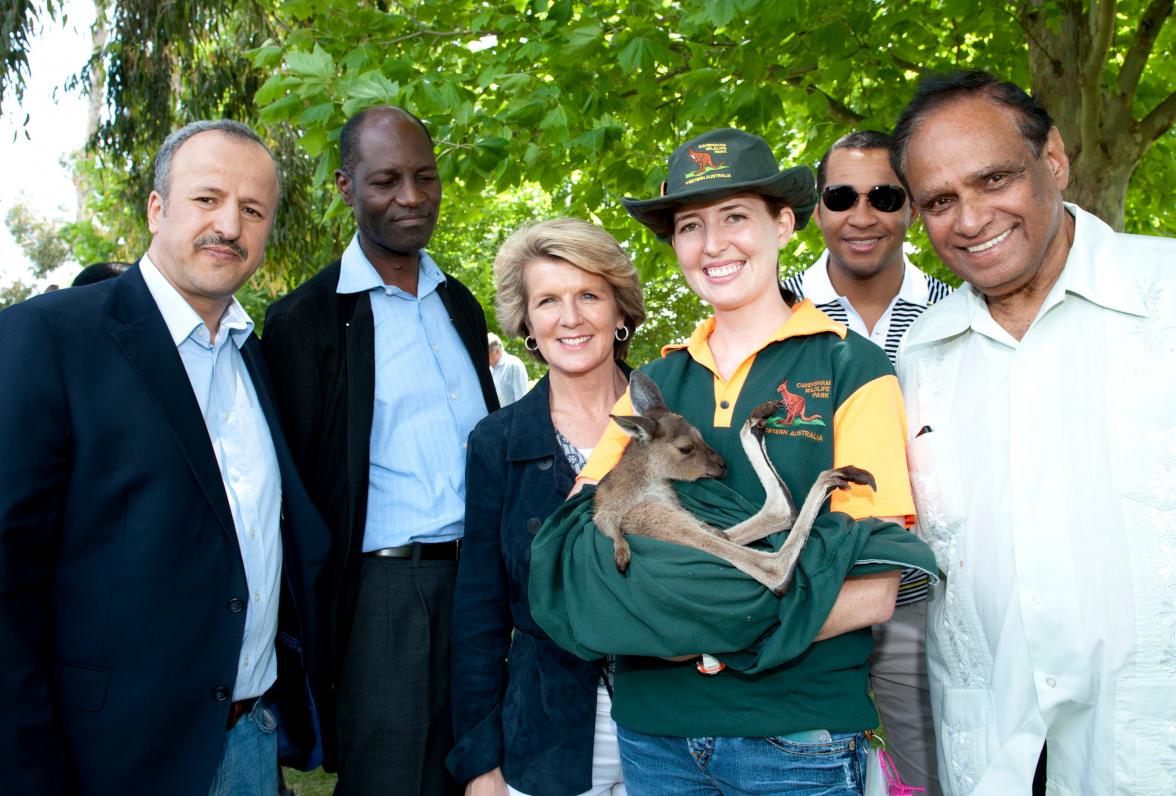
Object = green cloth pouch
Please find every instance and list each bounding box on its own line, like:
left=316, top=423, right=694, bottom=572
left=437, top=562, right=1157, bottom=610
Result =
left=529, top=479, right=938, bottom=675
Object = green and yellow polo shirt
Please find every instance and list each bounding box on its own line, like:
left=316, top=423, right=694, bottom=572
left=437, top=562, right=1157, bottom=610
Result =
left=582, top=301, right=913, bottom=521
left=571, top=300, right=916, bottom=737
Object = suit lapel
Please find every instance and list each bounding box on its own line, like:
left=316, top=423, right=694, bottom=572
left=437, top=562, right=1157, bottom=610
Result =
left=106, top=265, right=237, bottom=541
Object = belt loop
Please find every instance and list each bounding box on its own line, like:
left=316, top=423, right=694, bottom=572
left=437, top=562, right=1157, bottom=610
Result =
left=412, top=542, right=422, bottom=563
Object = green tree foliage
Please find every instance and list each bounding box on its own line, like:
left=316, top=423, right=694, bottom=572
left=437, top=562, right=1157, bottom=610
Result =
left=1, top=0, right=61, bottom=115
left=0, top=280, right=35, bottom=309
left=5, top=200, right=71, bottom=278
left=3, top=1, right=1172, bottom=350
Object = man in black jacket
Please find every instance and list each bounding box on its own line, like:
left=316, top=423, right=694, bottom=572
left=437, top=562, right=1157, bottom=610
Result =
left=263, top=106, right=498, bottom=794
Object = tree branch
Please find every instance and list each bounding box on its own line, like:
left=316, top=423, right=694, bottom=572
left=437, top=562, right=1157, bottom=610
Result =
left=1137, top=88, right=1176, bottom=147
left=1079, top=0, right=1115, bottom=150
left=1116, top=0, right=1172, bottom=103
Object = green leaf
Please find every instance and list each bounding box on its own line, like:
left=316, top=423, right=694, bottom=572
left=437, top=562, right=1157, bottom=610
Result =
left=346, top=72, right=400, bottom=105
left=618, top=37, right=652, bottom=73
left=258, top=93, right=303, bottom=123
left=285, top=45, right=335, bottom=79
left=299, top=101, right=336, bottom=126
left=539, top=103, right=568, bottom=130
left=247, top=45, right=284, bottom=69
left=566, top=22, right=603, bottom=51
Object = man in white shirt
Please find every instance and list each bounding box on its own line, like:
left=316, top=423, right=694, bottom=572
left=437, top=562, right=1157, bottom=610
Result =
left=782, top=130, right=950, bottom=795
left=893, top=69, right=1176, bottom=795
left=488, top=331, right=529, bottom=405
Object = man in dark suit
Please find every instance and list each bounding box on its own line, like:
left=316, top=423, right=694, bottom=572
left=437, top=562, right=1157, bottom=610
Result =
left=0, top=120, right=329, bottom=795
left=262, top=106, right=498, bottom=794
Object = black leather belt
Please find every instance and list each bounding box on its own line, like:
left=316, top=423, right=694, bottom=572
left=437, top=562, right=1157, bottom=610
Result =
left=364, top=540, right=461, bottom=561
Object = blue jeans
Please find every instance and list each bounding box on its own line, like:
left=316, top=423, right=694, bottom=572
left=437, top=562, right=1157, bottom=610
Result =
left=208, top=699, right=279, bottom=796
left=616, top=726, right=867, bottom=796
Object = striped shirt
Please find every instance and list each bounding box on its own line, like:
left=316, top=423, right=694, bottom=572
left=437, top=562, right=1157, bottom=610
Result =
left=781, top=252, right=952, bottom=605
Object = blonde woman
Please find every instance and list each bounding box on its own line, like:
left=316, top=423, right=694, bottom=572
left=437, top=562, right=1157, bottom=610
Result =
left=449, top=219, right=645, bottom=796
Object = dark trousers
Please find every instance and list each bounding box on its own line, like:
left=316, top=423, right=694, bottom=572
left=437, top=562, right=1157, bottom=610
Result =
left=334, top=556, right=461, bottom=796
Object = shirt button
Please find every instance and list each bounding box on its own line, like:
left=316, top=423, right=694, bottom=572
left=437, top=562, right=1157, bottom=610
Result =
left=253, top=591, right=261, bottom=603
left=248, top=527, right=256, bottom=539
left=433, top=345, right=440, bottom=353
left=242, top=656, right=250, bottom=668
left=720, top=400, right=730, bottom=409
left=450, top=392, right=458, bottom=400
left=212, top=686, right=230, bottom=702
left=1045, top=676, right=1057, bottom=688
left=1030, top=593, right=1042, bottom=605
left=227, top=597, right=245, bottom=614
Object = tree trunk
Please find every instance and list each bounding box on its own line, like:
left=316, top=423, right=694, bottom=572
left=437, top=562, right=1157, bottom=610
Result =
left=1019, top=0, right=1174, bottom=232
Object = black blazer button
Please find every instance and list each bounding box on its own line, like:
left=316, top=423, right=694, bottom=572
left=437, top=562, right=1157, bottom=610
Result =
left=537, top=458, right=553, bottom=471
left=227, top=597, right=245, bottom=614
left=527, top=518, right=542, bottom=534
left=212, top=686, right=230, bottom=702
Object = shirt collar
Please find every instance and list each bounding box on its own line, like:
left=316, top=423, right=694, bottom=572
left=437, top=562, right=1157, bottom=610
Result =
left=804, top=250, right=932, bottom=306
left=1055, top=203, right=1147, bottom=318
left=661, top=299, right=847, bottom=362
left=902, top=203, right=1149, bottom=348
left=336, top=234, right=446, bottom=297
left=139, top=254, right=253, bottom=349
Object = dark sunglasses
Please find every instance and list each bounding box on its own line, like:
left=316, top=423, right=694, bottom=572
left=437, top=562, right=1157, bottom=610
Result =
left=821, top=184, right=908, bottom=213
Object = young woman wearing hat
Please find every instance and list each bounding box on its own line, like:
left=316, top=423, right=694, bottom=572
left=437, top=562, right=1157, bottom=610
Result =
left=573, top=129, right=918, bottom=794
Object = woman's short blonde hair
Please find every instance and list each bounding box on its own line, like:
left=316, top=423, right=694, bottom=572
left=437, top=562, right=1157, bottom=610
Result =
left=494, top=217, right=646, bottom=363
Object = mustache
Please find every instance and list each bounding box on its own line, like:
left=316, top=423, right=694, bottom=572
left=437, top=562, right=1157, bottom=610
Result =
left=193, top=234, right=247, bottom=260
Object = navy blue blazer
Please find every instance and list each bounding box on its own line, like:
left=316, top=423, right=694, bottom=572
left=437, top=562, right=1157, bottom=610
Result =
left=0, top=266, right=330, bottom=795
left=448, top=369, right=627, bottom=796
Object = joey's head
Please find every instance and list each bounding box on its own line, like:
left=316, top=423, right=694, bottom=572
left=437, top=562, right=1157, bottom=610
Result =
left=611, top=371, right=726, bottom=482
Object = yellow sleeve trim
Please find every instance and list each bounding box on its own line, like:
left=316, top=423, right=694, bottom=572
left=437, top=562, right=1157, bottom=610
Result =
left=830, top=374, right=915, bottom=520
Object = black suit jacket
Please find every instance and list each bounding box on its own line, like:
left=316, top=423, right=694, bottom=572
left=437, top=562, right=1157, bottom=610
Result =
left=261, top=258, right=499, bottom=765
left=0, top=266, right=330, bottom=795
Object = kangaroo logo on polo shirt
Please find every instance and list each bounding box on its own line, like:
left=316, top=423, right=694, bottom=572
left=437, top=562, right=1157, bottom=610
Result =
left=762, top=378, right=830, bottom=442
left=684, top=142, right=731, bottom=185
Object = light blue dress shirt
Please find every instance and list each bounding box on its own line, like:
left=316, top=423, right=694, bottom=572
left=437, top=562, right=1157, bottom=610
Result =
left=140, top=256, right=282, bottom=701
left=336, top=236, right=489, bottom=550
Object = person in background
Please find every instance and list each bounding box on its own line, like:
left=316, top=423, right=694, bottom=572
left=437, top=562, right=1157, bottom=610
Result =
left=782, top=129, right=950, bottom=795
left=450, top=218, right=644, bottom=796
left=488, top=331, right=530, bottom=406
left=71, top=260, right=132, bottom=286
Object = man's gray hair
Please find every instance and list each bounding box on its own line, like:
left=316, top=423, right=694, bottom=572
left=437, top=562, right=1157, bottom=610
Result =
left=153, top=120, right=282, bottom=205
left=487, top=332, right=504, bottom=353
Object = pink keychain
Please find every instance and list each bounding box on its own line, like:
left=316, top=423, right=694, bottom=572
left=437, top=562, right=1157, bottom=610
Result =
left=864, top=731, right=925, bottom=796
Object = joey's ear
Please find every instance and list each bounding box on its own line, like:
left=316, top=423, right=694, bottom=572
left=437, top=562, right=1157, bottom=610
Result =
left=629, top=371, right=666, bottom=415
left=611, top=414, right=657, bottom=442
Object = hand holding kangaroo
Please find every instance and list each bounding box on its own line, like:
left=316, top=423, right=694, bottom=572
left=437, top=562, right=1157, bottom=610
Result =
left=593, top=371, right=875, bottom=597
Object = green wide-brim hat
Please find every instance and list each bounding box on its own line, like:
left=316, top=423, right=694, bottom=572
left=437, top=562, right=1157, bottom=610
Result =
left=622, top=128, right=818, bottom=242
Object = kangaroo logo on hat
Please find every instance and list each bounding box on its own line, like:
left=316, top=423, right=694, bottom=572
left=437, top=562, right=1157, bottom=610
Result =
left=685, top=142, right=730, bottom=183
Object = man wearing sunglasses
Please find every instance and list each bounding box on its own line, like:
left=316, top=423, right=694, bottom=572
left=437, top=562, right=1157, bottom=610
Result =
left=781, top=129, right=951, bottom=796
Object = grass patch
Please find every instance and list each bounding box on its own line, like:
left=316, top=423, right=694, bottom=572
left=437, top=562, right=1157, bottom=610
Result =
left=282, top=767, right=337, bottom=795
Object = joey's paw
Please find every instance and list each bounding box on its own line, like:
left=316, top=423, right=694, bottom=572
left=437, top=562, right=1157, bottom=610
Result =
left=614, top=544, right=631, bottom=574
left=748, top=401, right=781, bottom=427
left=829, top=465, right=876, bottom=492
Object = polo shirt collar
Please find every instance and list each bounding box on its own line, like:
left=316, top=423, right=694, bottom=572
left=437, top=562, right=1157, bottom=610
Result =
left=139, top=254, right=253, bottom=349
left=336, top=234, right=446, bottom=296
left=662, top=299, right=847, bottom=365
left=805, top=250, right=932, bottom=306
